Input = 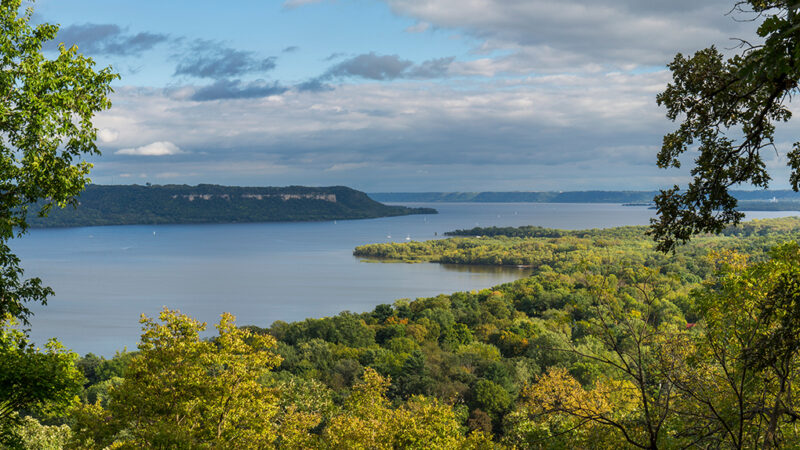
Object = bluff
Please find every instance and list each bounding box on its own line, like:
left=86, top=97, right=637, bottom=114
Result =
left=28, top=184, right=436, bottom=227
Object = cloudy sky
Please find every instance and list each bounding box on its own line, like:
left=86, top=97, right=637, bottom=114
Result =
left=33, top=0, right=791, bottom=191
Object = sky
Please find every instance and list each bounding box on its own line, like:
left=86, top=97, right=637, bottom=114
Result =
left=30, top=0, right=796, bottom=191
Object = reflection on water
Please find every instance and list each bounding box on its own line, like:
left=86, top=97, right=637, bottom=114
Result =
left=439, top=263, right=533, bottom=276
left=356, top=256, right=533, bottom=276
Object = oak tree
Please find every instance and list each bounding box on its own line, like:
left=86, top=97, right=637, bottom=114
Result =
left=652, top=1, right=800, bottom=251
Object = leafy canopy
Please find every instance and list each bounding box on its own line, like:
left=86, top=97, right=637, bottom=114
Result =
left=0, top=0, right=117, bottom=323
left=0, top=315, right=83, bottom=448
left=0, top=0, right=116, bottom=443
left=652, top=1, right=800, bottom=251
left=70, top=309, right=283, bottom=449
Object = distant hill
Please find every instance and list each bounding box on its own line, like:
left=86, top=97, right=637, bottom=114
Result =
left=28, top=184, right=437, bottom=228
left=369, top=190, right=800, bottom=210
left=370, top=191, right=660, bottom=203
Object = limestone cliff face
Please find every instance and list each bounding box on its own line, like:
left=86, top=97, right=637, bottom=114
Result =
left=174, top=193, right=337, bottom=202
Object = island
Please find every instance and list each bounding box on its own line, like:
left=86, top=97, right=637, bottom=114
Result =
left=27, top=184, right=437, bottom=227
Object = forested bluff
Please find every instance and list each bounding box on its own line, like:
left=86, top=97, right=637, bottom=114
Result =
left=24, top=184, right=436, bottom=228
left=13, top=216, right=800, bottom=448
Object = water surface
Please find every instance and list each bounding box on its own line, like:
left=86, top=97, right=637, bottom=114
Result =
left=14, top=203, right=797, bottom=356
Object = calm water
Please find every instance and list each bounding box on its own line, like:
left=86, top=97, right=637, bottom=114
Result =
left=13, top=203, right=799, bottom=356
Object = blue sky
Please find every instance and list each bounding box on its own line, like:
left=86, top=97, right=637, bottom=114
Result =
left=31, top=0, right=793, bottom=191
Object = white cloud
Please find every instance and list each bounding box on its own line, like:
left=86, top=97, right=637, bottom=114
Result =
left=97, top=128, right=119, bottom=143
left=96, top=72, right=669, bottom=172
left=115, top=141, right=185, bottom=156
left=383, top=0, right=760, bottom=72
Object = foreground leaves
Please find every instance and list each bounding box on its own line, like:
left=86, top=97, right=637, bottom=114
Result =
left=0, top=315, right=82, bottom=447
left=70, top=309, right=282, bottom=448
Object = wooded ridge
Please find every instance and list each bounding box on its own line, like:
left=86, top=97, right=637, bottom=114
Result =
left=369, top=190, right=800, bottom=209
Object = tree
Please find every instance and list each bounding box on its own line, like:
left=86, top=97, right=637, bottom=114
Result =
left=323, top=368, right=477, bottom=449
left=509, top=367, right=638, bottom=449
left=0, top=0, right=116, bottom=322
left=652, top=1, right=800, bottom=252
left=665, top=244, right=800, bottom=447
left=69, top=309, right=283, bottom=448
left=12, top=413, right=72, bottom=450
left=471, top=379, right=511, bottom=424
left=0, top=315, right=83, bottom=447
left=0, top=0, right=116, bottom=440
left=515, top=266, right=688, bottom=449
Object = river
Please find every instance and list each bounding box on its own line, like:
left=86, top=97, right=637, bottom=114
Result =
left=13, top=202, right=798, bottom=356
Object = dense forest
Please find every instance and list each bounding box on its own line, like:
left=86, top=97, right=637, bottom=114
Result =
left=10, top=216, right=800, bottom=448
left=25, top=185, right=436, bottom=228
left=355, top=217, right=800, bottom=268
left=369, top=190, right=800, bottom=210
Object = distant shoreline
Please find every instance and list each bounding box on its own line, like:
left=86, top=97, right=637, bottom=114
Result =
left=369, top=190, right=800, bottom=211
